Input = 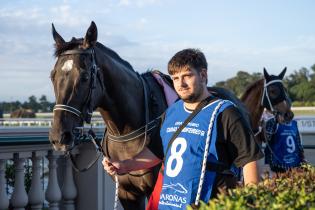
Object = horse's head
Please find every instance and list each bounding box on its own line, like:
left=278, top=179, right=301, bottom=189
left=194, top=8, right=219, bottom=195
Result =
left=262, top=67, right=294, bottom=123
left=49, top=21, right=103, bottom=151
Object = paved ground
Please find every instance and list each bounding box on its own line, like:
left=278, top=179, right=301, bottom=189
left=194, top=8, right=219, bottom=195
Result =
left=302, top=134, right=315, bottom=165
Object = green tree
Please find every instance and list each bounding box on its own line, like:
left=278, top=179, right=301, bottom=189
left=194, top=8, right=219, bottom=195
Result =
left=39, top=95, right=52, bottom=112
left=215, top=71, right=262, bottom=97
left=285, top=67, right=315, bottom=103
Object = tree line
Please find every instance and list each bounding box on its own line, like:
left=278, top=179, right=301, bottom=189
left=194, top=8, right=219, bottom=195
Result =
left=215, top=65, right=315, bottom=106
left=1, top=65, right=315, bottom=114
left=0, top=95, right=54, bottom=113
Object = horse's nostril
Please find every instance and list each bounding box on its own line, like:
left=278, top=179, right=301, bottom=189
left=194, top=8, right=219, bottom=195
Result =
left=51, top=141, right=56, bottom=145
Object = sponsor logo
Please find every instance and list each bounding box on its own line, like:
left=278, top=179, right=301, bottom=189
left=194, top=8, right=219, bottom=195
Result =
left=160, top=183, right=188, bottom=208
left=162, top=183, right=188, bottom=194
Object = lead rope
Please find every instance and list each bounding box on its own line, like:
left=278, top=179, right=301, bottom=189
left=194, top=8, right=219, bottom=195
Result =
left=194, top=100, right=225, bottom=206
left=112, top=76, right=150, bottom=210
left=114, top=175, right=119, bottom=210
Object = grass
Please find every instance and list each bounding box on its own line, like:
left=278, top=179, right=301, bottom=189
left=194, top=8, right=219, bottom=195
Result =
left=293, top=110, right=315, bottom=116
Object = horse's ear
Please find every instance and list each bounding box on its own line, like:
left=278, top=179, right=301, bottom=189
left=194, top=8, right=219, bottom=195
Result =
left=83, top=21, right=98, bottom=49
left=278, top=67, right=287, bottom=79
left=52, top=23, right=65, bottom=50
left=263, top=68, right=270, bottom=80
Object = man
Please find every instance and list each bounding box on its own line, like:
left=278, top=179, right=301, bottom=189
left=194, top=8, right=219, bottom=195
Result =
left=103, top=48, right=263, bottom=209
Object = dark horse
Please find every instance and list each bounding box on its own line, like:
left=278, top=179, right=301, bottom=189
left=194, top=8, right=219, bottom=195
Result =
left=49, top=21, right=169, bottom=209
left=240, top=67, right=294, bottom=143
left=49, top=22, right=250, bottom=210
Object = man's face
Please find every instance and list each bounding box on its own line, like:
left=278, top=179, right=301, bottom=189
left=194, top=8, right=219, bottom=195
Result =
left=171, top=66, right=206, bottom=103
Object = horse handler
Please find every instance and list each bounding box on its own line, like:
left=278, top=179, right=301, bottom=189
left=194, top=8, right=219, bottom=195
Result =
left=103, top=48, right=263, bottom=209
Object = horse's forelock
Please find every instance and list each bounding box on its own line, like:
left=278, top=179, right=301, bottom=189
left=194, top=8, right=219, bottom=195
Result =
left=54, top=38, right=84, bottom=57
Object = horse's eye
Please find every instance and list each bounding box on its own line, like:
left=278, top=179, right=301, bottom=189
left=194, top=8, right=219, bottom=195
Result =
left=80, top=72, right=90, bottom=82
left=268, top=87, right=280, bottom=98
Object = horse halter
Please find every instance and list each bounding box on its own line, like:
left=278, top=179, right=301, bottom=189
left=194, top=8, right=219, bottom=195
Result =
left=261, top=79, right=290, bottom=116
left=53, top=48, right=99, bottom=125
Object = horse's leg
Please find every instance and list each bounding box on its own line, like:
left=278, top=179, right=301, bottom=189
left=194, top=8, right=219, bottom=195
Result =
left=117, top=170, right=159, bottom=210
left=118, top=188, right=145, bottom=210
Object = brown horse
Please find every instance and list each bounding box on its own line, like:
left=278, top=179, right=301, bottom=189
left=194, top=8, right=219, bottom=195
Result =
left=10, top=108, right=36, bottom=118
left=49, top=22, right=253, bottom=210
left=240, top=67, right=294, bottom=142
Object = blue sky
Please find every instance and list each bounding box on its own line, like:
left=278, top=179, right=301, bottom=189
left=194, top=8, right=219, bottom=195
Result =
left=1, top=0, right=315, bottom=101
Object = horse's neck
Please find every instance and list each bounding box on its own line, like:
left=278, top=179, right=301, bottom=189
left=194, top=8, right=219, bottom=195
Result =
left=97, top=49, right=145, bottom=134
left=98, top=109, right=135, bottom=136
left=241, top=81, right=264, bottom=130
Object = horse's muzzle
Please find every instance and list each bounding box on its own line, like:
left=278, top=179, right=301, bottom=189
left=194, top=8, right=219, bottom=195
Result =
left=276, top=110, right=294, bottom=123
left=49, top=130, right=74, bottom=152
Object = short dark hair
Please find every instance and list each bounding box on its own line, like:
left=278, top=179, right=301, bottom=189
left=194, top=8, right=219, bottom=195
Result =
left=168, top=48, right=207, bottom=75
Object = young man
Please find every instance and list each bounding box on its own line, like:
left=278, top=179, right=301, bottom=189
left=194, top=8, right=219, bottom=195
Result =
left=103, top=48, right=263, bottom=209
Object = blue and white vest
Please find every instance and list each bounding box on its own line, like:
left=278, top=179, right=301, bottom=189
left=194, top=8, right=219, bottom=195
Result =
left=158, top=99, right=233, bottom=210
left=267, top=120, right=302, bottom=169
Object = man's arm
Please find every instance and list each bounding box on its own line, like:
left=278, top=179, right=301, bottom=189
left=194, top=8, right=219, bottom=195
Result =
left=219, top=106, right=264, bottom=184
left=243, top=160, right=259, bottom=185
left=102, top=146, right=162, bottom=176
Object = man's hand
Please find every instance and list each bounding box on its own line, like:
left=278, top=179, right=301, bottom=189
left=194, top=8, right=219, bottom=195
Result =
left=102, top=157, right=126, bottom=176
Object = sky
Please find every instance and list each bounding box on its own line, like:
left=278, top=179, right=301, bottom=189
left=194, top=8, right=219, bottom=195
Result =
left=1, top=0, right=315, bottom=102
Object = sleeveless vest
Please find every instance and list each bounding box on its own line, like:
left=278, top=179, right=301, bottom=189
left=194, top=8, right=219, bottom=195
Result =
left=158, top=99, right=233, bottom=209
left=267, top=120, right=302, bottom=169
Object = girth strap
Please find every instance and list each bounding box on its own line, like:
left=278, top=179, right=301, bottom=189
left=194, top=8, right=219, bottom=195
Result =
left=106, top=118, right=160, bottom=142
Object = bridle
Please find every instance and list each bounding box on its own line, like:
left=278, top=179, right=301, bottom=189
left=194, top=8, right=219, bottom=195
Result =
left=52, top=48, right=104, bottom=172
left=254, top=78, right=291, bottom=137
left=54, top=48, right=99, bottom=125
left=261, top=79, right=291, bottom=119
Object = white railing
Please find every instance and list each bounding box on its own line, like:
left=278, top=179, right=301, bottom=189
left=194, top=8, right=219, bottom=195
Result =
left=0, top=118, right=105, bottom=127
left=0, top=125, right=122, bottom=210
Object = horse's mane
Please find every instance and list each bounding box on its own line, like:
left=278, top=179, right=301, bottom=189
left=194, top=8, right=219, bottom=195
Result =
left=208, top=86, right=251, bottom=126
left=53, top=38, right=134, bottom=71
left=95, top=42, right=134, bottom=70
left=240, top=78, right=264, bottom=101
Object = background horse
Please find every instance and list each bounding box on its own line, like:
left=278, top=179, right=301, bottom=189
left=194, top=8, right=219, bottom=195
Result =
left=240, top=68, right=294, bottom=143
left=49, top=21, right=254, bottom=210
left=10, top=108, right=36, bottom=118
